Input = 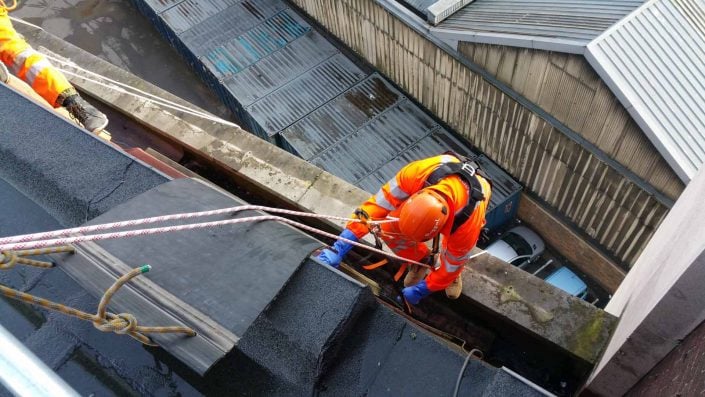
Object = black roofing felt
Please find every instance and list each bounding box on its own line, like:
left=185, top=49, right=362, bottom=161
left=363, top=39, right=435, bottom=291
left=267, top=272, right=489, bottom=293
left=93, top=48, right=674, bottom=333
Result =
left=79, top=178, right=323, bottom=337
left=0, top=84, right=167, bottom=227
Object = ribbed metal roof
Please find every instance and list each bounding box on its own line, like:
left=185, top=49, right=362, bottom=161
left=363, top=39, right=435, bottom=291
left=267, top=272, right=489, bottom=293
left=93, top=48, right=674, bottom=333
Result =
left=427, top=0, right=644, bottom=51
left=587, top=0, right=705, bottom=182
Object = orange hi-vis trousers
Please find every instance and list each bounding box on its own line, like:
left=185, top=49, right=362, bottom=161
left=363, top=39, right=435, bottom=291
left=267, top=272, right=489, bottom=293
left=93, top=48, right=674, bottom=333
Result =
left=0, top=8, right=74, bottom=106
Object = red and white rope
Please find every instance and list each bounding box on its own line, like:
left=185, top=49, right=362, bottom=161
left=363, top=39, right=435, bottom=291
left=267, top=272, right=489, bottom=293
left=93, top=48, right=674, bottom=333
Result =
left=0, top=205, right=394, bottom=245
left=0, top=207, right=426, bottom=267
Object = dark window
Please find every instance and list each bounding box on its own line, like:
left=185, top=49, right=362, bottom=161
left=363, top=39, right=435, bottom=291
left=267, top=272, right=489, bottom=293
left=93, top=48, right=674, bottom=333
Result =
left=502, top=232, right=533, bottom=257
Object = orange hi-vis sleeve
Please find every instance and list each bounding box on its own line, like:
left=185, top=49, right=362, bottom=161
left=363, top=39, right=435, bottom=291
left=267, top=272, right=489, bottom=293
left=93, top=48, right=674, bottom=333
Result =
left=0, top=9, right=73, bottom=106
left=346, top=154, right=463, bottom=239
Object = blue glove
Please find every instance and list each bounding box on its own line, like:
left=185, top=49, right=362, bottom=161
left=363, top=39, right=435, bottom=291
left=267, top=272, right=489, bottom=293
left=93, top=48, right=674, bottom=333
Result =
left=316, top=229, right=358, bottom=268
left=402, top=280, right=431, bottom=305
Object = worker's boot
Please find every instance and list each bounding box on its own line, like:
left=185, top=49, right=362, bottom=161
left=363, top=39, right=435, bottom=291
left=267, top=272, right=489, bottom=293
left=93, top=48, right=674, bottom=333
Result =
left=445, top=276, right=462, bottom=300
left=0, top=62, right=8, bottom=83
left=403, top=264, right=427, bottom=287
left=62, top=93, right=109, bottom=133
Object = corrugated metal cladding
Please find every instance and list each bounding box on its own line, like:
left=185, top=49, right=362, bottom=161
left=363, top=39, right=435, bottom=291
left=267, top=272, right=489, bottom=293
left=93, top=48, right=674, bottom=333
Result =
left=436, top=0, right=644, bottom=42
left=587, top=0, right=705, bottom=182
left=133, top=0, right=523, bottom=231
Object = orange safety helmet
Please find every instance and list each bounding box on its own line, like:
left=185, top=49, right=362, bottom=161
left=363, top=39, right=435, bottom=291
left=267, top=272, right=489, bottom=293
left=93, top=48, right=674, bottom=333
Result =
left=398, top=188, right=450, bottom=242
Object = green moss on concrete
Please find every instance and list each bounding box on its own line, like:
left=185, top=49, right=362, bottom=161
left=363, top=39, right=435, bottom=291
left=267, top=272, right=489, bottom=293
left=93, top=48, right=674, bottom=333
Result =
left=569, top=307, right=608, bottom=363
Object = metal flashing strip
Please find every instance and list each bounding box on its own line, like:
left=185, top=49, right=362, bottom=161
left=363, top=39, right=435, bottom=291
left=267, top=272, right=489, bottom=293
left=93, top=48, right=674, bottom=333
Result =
left=429, top=27, right=588, bottom=53
left=375, top=0, right=675, bottom=208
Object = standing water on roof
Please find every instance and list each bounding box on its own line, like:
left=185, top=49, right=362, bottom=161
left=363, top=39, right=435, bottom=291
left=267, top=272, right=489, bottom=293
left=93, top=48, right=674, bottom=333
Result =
left=11, top=0, right=232, bottom=120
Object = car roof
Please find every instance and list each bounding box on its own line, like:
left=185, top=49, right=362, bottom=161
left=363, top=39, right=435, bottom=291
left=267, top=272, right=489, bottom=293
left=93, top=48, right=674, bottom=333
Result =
left=507, top=225, right=545, bottom=256
left=544, top=267, right=588, bottom=296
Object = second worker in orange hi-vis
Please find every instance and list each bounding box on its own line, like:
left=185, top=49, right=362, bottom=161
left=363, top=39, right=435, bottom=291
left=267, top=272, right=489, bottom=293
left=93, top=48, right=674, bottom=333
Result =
left=0, top=1, right=108, bottom=132
left=317, top=152, right=492, bottom=305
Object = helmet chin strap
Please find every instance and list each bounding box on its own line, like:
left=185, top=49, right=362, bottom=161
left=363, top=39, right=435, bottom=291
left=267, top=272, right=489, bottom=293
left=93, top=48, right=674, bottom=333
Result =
left=429, top=234, right=440, bottom=267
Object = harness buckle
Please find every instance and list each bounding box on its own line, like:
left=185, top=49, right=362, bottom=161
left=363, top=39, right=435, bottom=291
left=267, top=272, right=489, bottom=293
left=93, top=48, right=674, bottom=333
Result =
left=460, top=162, right=476, bottom=177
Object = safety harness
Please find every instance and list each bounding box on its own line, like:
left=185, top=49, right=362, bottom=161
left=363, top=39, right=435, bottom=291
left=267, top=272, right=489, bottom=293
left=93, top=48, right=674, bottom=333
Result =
left=425, top=154, right=491, bottom=234
left=360, top=153, right=492, bottom=282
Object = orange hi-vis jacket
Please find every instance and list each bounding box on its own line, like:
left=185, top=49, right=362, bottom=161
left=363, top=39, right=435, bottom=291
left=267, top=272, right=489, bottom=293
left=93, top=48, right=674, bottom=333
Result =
left=347, top=154, right=492, bottom=292
left=0, top=6, right=73, bottom=106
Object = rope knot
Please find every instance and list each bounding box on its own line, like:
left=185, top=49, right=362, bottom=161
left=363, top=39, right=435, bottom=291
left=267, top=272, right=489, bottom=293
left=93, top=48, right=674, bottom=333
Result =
left=0, top=250, right=18, bottom=269
left=94, top=313, right=138, bottom=335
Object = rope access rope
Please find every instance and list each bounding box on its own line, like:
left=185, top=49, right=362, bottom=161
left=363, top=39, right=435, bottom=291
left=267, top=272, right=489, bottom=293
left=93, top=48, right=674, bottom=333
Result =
left=0, top=263, right=195, bottom=345
left=41, top=54, right=238, bottom=127
left=0, top=213, right=431, bottom=268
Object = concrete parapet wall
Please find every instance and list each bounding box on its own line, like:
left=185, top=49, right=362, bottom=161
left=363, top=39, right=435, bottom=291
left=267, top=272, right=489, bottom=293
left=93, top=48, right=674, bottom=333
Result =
left=287, top=0, right=672, bottom=268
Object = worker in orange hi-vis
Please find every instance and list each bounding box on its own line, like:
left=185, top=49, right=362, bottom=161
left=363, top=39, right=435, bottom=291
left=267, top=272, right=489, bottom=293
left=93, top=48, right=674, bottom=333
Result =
left=316, top=152, right=492, bottom=305
left=0, top=1, right=108, bottom=133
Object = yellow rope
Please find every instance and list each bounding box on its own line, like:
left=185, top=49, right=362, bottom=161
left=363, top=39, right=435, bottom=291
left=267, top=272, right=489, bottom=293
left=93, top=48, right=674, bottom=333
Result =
left=0, top=246, right=74, bottom=269
left=0, top=0, right=18, bottom=11
left=0, top=247, right=196, bottom=345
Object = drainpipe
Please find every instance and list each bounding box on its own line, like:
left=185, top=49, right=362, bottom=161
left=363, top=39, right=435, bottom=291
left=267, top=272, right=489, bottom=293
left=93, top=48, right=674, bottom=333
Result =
left=0, top=324, right=79, bottom=397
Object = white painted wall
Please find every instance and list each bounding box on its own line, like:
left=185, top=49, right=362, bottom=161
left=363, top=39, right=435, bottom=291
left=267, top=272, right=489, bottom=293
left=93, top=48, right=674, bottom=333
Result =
left=587, top=165, right=705, bottom=395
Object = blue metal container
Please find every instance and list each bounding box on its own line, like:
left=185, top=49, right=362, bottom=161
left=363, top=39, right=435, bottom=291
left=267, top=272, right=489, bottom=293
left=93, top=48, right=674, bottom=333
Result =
left=474, top=154, right=523, bottom=233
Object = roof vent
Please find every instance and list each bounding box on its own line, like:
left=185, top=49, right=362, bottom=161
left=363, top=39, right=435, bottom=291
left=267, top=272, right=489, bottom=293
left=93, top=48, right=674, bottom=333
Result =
left=426, top=0, right=475, bottom=25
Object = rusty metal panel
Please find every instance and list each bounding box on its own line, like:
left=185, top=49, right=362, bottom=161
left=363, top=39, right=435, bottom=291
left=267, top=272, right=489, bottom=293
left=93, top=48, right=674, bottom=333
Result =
left=280, top=74, right=405, bottom=160
left=308, top=99, right=438, bottom=186
left=246, top=53, right=368, bottom=137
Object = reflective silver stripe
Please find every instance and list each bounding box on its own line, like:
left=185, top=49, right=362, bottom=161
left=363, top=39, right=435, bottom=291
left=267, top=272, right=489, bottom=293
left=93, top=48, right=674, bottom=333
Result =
left=11, top=49, right=36, bottom=75
left=374, top=190, right=395, bottom=211
left=25, top=59, right=51, bottom=86
left=388, top=178, right=409, bottom=201
left=441, top=255, right=463, bottom=273
left=446, top=251, right=471, bottom=263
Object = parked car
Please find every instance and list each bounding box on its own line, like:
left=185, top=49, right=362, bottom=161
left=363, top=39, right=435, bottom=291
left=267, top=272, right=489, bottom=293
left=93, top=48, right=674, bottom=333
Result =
left=483, top=225, right=594, bottom=303
left=483, top=225, right=545, bottom=268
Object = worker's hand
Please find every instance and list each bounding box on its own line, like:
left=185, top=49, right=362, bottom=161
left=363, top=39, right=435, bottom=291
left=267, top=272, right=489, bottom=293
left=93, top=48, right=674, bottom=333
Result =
left=402, top=280, right=431, bottom=305
left=316, top=229, right=358, bottom=268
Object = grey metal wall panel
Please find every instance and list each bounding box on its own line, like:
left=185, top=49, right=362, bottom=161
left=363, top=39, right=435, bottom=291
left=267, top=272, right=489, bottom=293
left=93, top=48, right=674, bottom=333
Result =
left=178, top=0, right=288, bottom=57
left=142, top=0, right=185, bottom=13
left=246, top=53, right=367, bottom=136
left=161, top=0, right=233, bottom=35
left=224, top=30, right=340, bottom=107
left=357, top=128, right=479, bottom=192
left=587, top=0, right=705, bottom=181
left=309, top=100, right=438, bottom=183
left=280, top=74, right=405, bottom=160
left=201, top=9, right=311, bottom=79
left=437, top=0, right=643, bottom=42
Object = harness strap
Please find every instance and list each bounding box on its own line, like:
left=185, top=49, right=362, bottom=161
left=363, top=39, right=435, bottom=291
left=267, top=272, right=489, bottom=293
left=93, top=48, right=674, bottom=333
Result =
left=425, top=160, right=489, bottom=233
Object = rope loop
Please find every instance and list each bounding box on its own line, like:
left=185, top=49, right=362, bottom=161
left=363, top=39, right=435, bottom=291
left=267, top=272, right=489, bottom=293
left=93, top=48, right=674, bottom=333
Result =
left=0, top=250, right=18, bottom=269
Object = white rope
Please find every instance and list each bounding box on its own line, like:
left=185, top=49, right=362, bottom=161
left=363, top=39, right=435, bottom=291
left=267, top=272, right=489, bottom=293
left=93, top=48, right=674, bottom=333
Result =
left=40, top=54, right=239, bottom=127
left=0, top=214, right=431, bottom=268
left=0, top=204, right=394, bottom=245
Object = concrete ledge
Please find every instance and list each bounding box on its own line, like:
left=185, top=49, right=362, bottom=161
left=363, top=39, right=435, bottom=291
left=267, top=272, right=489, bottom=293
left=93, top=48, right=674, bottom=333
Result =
left=461, top=250, right=618, bottom=364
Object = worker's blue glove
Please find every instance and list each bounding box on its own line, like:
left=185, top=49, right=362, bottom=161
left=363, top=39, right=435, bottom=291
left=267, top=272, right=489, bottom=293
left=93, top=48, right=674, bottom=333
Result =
left=402, top=280, right=431, bottom=305
left=317, top=229, right=358, bottom=268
